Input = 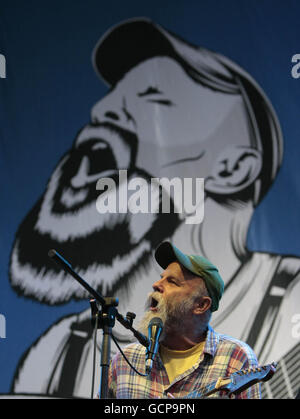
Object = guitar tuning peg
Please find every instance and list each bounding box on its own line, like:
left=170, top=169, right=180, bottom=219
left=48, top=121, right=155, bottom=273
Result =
left=272, top=362, right=277, bottom=368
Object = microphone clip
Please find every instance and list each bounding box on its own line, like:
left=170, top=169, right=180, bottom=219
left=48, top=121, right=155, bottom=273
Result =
left=90, top=297, right=119, bottom=330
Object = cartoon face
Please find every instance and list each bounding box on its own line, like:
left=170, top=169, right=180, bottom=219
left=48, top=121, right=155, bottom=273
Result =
left=8, top=55, right=270, bottom=304
left=89, top=57, right=251, bottom=180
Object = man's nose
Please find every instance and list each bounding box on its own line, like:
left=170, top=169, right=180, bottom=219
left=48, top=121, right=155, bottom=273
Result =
left=91, top=89, right=136, bottom=132
left=152, top=278, right=164, bottom=293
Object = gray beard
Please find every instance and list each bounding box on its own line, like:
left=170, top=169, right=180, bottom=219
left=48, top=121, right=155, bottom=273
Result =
left=137, top=291, right=195, bottom=340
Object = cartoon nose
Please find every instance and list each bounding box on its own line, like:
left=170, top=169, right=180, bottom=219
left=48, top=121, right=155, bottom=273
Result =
left=104, top=111, right=120, bottom=122
left=91, top=91, right=136, bottom=132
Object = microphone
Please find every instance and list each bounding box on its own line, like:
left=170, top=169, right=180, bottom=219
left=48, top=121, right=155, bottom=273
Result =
left=146, top=317, right=163, bottom=374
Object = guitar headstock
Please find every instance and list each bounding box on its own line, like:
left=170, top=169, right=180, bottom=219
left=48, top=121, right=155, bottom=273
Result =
left=216, top=362, right=277, bottom=395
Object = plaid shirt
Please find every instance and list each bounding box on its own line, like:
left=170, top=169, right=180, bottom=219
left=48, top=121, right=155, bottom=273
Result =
left=108, top=325, right=261, bottom=399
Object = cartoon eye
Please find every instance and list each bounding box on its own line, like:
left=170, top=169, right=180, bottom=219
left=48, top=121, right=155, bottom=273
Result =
left=137, top=86, right=163, bottom=97
left=137, top=86, right=175, bottom=106
left=146, top=99, right=174, bottom=106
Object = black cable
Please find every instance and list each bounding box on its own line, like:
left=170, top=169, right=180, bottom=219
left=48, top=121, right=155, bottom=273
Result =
left=91, top=321, right=148, bottom=399
left=111, top=333, right=149, bottom=377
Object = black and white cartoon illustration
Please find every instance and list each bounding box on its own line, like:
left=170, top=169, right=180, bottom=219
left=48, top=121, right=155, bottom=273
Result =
left=8, top=18, right=300, bottom=399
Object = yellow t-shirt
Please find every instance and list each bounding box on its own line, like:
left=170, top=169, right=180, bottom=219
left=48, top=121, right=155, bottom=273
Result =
left=160, top=341, right=205, bottom=384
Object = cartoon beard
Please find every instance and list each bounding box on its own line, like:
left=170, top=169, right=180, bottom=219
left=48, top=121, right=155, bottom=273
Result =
left=9, top=123, right=180, bottom=305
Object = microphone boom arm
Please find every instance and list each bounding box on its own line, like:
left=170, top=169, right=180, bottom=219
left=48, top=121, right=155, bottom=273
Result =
left=48, top=249, right=149, bottom=398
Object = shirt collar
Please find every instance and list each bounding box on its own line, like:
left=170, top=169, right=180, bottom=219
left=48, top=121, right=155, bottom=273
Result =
left=203, top=325, right=219, bottom=357
left=155, top=324, right=219, bottom=369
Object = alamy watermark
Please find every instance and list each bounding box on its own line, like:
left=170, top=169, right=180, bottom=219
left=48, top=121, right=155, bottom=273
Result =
left=0, top=54, right=6, bottom=79
left=291, top=54, right=300, bottom=79
left=0, top=314, right=6, bottom=339
left=291, top=313, right=300, bottom=339
left=96, top=170, right=204, bottom=224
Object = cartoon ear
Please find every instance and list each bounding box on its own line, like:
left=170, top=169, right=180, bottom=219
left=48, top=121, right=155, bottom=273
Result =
left=205, top=146, right=262, bottom=195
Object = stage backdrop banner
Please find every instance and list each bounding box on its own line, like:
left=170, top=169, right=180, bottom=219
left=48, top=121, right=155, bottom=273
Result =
left=0, top=0, right=300, bottom=399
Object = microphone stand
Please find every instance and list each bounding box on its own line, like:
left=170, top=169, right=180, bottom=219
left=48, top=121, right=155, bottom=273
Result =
left=48, top=249, right=149, bottom=399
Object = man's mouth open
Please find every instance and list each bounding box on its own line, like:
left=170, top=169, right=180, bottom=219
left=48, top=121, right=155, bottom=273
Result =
left=150, top=297, right=159, bottom=312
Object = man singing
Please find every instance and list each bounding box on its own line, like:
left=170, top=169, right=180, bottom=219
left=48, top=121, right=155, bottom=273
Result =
left=108, top=241, right=261, bottom=399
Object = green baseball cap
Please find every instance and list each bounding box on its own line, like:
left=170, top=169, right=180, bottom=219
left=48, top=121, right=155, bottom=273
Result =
left=154, top=242, right=224, bottom=312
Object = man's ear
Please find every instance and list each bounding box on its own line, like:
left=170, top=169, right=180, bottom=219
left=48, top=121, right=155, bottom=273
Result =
left=193, top=296, right=212, bottom=315
left=205, top=146, right=262, bottom=195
